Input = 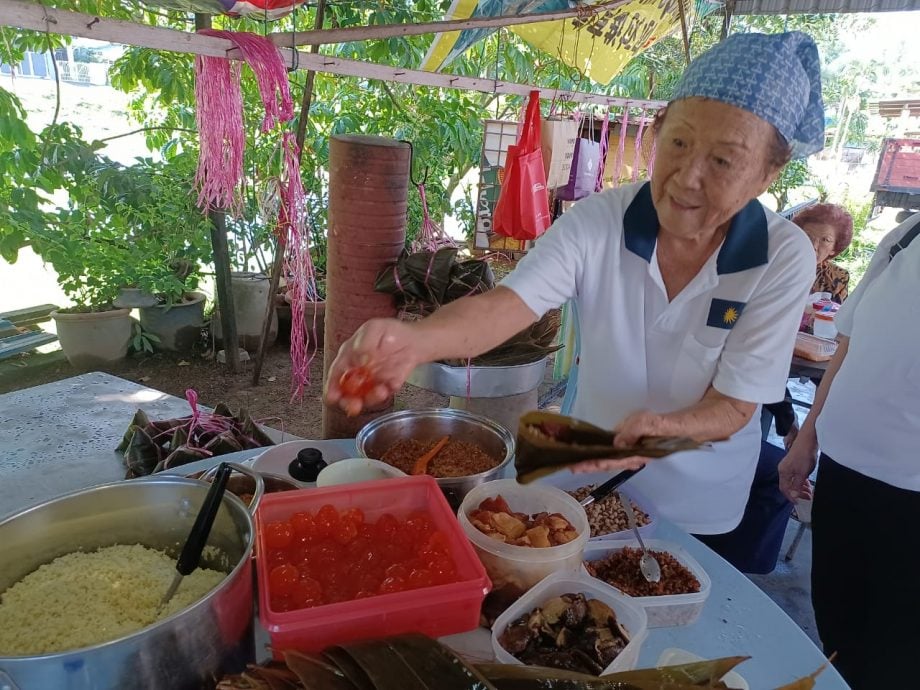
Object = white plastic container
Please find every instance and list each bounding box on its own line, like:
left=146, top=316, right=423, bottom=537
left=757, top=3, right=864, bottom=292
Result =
left=582, top=539, right=711, bottom=628
left=458, top=479, right=590, bottom=599
left=812, top=310, right=837, bottom=339
left=535, top=470, right=659, bottom=541
left=492, top=571, right=648, bottom=674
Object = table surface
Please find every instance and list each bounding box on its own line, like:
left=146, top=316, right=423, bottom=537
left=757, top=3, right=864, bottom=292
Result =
left=790, top=355, right=830, bottom=380
left=0, top=374, right=847, bottom=689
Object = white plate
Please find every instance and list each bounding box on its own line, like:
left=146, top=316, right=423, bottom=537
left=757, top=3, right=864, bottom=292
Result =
left=656, top=648, right=749, bottom=690
left=250, top=439, right=355, bottom=480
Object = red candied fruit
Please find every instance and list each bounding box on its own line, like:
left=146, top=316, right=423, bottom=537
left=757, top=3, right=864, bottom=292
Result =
left=339, top=366, right=376, bottom=398
left=333, top=519, right=358, bottom=545
left=315, top=504, right=340, bottom=539
left=375, top=513, right=399, bottom=540
left=290, top=577, right=323, bottom=608
left=266, top=549, right=289, bottom=569
left=264, top=521, right=293, bottom=550
left=269, top=563, right=300, bottom=598
left=407, top=568, right=434, bottom=589
left=290, top=511, right=315, bottom=537
left=341, top=507, right=365, bottom=525
left=379, top=576, right=406, bottom=594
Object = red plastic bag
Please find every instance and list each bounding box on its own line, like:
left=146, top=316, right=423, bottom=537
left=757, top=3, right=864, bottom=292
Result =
left=493, top=91, right=552, bottom=241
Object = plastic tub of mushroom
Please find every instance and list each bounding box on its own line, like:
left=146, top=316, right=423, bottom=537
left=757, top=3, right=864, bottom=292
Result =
left=582, top=539, right=711, bottom=628
left=491, top=571, right=647, bottom=675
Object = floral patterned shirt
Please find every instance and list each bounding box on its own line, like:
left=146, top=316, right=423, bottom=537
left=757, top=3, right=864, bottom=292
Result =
left=812, top=261, right=850, bottom=304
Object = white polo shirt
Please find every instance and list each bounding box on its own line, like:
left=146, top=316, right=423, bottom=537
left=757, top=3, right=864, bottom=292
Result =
left=816, top=215, right=920, bottom=491
left=502, top=182, right=815, bottom=534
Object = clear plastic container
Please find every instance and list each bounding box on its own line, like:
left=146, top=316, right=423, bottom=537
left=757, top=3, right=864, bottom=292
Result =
left=812, top=311, right=837, bottom=340
left=458, top=479, right=590, bottom=602
left=256, top=475, right=490, bottom=654
left=491, top=571, right=648, bottom=674
left=794, top=332, right=838, bottom=362
left=582, top=539, right=711, bottom=628
left=533, top=470, right=658, bottom=541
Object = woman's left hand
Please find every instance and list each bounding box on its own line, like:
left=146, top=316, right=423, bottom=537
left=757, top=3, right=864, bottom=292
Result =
left=571, top=410, right=663, bottom=474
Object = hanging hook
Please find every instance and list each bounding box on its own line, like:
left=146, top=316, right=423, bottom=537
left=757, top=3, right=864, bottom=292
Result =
left=400, top=139, right=430, bottom=187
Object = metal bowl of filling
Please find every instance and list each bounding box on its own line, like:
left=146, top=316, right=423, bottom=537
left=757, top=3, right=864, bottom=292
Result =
left=356, top=408, right=515, bottom=510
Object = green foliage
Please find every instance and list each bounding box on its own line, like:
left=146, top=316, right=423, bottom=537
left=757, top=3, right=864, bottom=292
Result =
left=769, top=159, right=812, bottom=212
left=131, top=322, right=161, bottom=354
left=835, top=196, right=876, bottom=285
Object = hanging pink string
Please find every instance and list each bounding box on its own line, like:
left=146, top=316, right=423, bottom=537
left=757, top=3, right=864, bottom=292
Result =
left=647, top=111, right=659, bottom=177
left=194, top=54, right=244, bottom=214
left=632, top=110, right=647, bottom=183
left=193, top=30, right=317, bottom=401
left=595, top=111, right=610, bottom=193
left=612, top=106, right=630, bottom=188
left=410, top=184, right=457, bottom=254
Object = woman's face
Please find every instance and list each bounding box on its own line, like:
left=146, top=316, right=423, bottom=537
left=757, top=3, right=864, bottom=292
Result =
left=801, top=222, right=838, bottom=264
left=651, top=98, right=782, bottom=240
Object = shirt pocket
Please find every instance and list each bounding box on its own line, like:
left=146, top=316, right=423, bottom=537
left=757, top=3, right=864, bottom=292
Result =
left=670, top=334, right=724, bottom=402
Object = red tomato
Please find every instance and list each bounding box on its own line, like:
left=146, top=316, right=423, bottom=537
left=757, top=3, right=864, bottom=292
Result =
left=290, top=511, right=315, bottom=537
left=289, top=577, right=323, bottom=608
left=264, top=521, right=294, bottom=550
left=268, top=564, right=300, bottom=598
left=339, top=366, right=376, bottom=397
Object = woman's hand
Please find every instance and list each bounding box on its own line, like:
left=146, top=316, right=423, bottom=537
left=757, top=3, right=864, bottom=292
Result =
left=571, top=410, right=663, bottom=473
left=778, top=438, right=818, bottom=503
left=325, top=318, right=424, bottom=416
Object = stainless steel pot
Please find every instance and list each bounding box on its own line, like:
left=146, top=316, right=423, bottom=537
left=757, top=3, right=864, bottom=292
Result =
left=0, top=468, right=263, bottom=690
left=355, top=408, right=515, bottom=510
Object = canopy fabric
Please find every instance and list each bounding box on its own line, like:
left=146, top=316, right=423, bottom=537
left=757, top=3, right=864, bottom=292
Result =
left=421, top=0, right=720, bottom=85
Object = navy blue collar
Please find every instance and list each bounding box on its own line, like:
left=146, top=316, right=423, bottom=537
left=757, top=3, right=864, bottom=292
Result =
left=623, top=182, right=769, bottom=275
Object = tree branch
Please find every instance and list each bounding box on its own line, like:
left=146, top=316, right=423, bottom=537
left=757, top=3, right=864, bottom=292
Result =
left=379, top=80, right=415, bottom=121
left=96, top=126, right=197, bottom=143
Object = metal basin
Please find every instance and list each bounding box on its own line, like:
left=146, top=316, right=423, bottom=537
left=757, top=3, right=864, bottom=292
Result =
left=0, top=476, right=257, bottom=690
left=355, top=408, right=515, bottom=510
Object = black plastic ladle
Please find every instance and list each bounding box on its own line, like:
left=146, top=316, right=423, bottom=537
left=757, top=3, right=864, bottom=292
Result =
left=159, top=461, right=232, bottom=610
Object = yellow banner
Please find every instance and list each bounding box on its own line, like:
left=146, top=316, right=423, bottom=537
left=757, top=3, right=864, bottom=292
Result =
left=512, top=0, right=690, bottom=85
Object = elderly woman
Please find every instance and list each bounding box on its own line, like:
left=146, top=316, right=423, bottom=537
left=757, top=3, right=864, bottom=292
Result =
left=792, top=203, right=854, bottom=302
left=327, top=32, right=823, bottom=536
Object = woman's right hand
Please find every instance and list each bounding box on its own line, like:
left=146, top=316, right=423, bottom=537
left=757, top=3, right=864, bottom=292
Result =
left=778, top=437, right=819, bottom=503
left=325, top=318, right=424, bottom=417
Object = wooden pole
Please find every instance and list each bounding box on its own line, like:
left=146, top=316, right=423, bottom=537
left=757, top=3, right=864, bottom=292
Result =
left=0, top=0, right=665, bottom=112
left=252, top=0, right=327, bottom=386
left=677, top=0, right=692, bottom=67
left=264, top=0, right=631, bottom=48
left=195, top=11, right=240, bottom=373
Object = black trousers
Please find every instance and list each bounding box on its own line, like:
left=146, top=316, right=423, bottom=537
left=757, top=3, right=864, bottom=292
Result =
left=811, top=455, right=920, bottom=689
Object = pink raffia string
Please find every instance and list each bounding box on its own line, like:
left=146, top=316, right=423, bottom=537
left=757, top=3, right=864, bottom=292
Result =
left=194, top=55, right=244, bottom=214
left=632, top=110, right=647, bottom=183
left=595, top=111, right=610, bottom=193
left=193, top=30, right=316, bottom=400
left=647, top=111, right=659, bottom=177
left=410, top=184, right=456, bottom=254
left=612, top=106, right=630, bottom=188
left=277, top=132, right=318, bottom=402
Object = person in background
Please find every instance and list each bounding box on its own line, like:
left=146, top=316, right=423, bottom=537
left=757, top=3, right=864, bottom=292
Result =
left=778, top=212, right=920, bottom=688
left=328, top=32, right=824, bottom=538
left=792, top=203, right=853, bottom=303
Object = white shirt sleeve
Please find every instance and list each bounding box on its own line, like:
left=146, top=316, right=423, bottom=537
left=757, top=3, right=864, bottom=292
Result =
left=712, top=227, right=816, bottom=404
left=499, top=192, right=615, bottom=317
left=835, top=215, right=919, bottom=336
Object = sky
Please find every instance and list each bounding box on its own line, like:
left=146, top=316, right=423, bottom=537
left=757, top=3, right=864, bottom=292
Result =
left=839, top=11, right=920, bottom=82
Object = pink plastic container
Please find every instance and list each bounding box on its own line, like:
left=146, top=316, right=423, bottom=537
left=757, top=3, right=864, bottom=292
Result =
left=255, top=475, right=491, bottom=654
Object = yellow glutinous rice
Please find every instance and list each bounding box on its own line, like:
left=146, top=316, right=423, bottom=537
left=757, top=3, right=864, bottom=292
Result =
left=0, top=544, right=225, bottom=655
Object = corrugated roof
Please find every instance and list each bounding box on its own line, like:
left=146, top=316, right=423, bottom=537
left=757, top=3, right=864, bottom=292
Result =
left=731, top=0, right=920, bottom=14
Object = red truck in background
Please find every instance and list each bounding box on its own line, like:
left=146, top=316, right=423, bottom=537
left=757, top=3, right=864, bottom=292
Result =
left=872, top=137, right=920, bottom=222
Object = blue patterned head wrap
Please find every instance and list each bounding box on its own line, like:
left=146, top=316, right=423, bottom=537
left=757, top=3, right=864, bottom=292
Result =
left=671, top=31, right=825, bottom=158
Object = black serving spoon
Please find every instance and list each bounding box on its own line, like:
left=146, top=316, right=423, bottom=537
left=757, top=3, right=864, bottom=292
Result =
left=577, top=466, right=645, bottom=507
left=159, top=461, right=232, bottom=611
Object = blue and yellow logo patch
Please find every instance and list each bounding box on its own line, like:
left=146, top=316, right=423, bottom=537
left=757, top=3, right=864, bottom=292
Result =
left=706, top=299, right=746, bottom=329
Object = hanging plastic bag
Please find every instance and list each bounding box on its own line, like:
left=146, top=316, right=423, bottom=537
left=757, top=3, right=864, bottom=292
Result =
left=493, top=90, right=552, bottom=241
left=540, top=98, right=580, bottom=189
left=557, top=113, right=601, bottom=201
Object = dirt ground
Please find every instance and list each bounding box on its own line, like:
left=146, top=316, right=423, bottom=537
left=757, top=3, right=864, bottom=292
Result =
left=0, top=345, right=447, bottom=439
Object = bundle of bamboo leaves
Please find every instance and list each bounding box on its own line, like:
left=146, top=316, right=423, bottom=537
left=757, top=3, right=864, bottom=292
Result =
left=214, top=634, right=826, bottom=689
